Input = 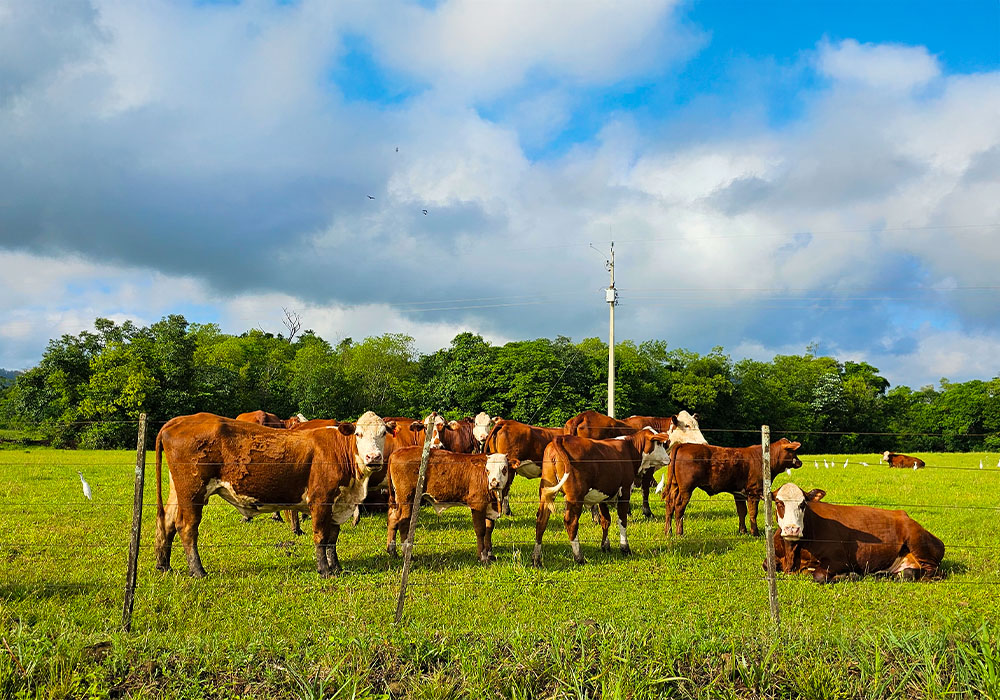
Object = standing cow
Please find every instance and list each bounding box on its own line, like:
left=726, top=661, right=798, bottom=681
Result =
left=533, top=430, right=673, bottom=567
left=155, top=411, right=394, bottom=578
left=769, top=483, right=944, bottom=582
left=386, top=447, right=516, bottom=563
left=564, top=410, right=707, bottom=517
left=235, top=410, right=307, bottom=429
left=483, top=419, right=566, bottom=515
left=664, top=438, right=803, bottom=536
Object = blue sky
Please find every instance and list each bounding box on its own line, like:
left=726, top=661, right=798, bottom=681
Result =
left=1, top=0, right=998, bottom=389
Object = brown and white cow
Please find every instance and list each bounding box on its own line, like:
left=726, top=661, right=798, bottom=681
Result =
left=882, top=451, right=926, bottom=469
left=154, top=411, right=395, bottom=578
left=235, top=410, right=306, bottom=429
left=533, top=430, right=672, bottom=567
left=769, top=483, right=944, bottom=583
left=386, top=446, right=517, bottom=563
left=431, top=412, right=496, bottom=453
left=565, top=410, right=708, bottom=517
left=664, top=438, right=803, bottom=536
left=483, top=419, right=566, bottom=514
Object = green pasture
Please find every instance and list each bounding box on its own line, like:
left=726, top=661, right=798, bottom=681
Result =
left=1, top=447, right=999, bottom=699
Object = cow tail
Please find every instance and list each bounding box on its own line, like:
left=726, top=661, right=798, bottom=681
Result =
left=154, top=428, right=167, bottom=546
left=539, top=445, right=569, bottom=513
left=663, top=442, right=683, bottom=506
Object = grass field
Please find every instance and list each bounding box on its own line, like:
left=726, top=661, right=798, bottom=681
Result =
left=1, top=446, right=999, bottom=699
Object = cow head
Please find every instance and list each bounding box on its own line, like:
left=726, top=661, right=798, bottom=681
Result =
left=773, top=438, right=803, bottom=471
left=669, top=410, right=708, bottom=445
left=638, top=429, right=673, bottom=473
left=423, top=412, right=446, bottom=449
left=772, top=483, right=825, bottom=541
left=473, top=412, right=494, bottom=446
left=340, top=411, right=391, bottom=472
left=484, top=453, right=516, bottom=493
left=882, top=451, right=891, bottom=463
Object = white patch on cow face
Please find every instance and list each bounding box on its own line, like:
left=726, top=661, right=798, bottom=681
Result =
left=425, top=413, right=446, bottom=449
left=485, top=454, right=510, bottom=492
left=473, top=412, right=492, bottom=443
left=639, top=439, right=670, bottom=473
left=670, top=410, right=708, bottom=445
left=774, top=483, right=807, bottom=541
left=882, top=451, right=891, bottom=462
left=354, top=411, right=387, bottom=471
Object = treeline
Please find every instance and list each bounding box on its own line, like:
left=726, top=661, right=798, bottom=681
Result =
left=1, top=315, right=997, bottom=452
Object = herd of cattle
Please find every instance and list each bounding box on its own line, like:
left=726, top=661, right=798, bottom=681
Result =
left=153, top=409, right=944, bottom=584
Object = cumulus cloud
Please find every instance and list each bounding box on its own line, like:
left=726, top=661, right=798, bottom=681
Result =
left=0, top=3, right=997, bottom=388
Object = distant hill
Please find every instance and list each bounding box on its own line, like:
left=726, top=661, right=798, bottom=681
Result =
left=0, top=369, right=22, bottom=380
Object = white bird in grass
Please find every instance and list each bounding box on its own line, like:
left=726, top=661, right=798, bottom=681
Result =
left=824, top=459, right=830, bottom=469
left=996, top=457, right=1000, bottom=468
left=861, top=462, right=869, bottom=467
left=979, top=460, right=983, bottom=470
left=655, top=474, right=666, bottom=495
left=814, top=460, right=819, bottom=469
left=77, top=471, right=92, bottom=500
left=843, top=458, right=849, bottom=469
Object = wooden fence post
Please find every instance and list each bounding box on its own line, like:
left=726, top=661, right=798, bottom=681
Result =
left=122, top=413, right=148, bottom=633
left=761, top=424, right=780, bottom=626
left=394, top=413, right=436, bottom=625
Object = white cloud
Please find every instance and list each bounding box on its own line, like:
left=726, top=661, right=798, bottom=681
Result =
left=817, top=38, right=940, bottom=92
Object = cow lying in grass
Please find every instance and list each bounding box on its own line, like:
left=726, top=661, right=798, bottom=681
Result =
left=386, top=446, right=517, bottom=564
left=768, top=483, right=945, bottom=583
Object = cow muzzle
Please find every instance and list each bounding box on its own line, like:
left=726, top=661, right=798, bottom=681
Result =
left=780, top=526, right=802, bottom=540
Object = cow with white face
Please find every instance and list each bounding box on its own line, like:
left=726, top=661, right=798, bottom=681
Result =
left=386, top=446, right=518, bottom=563
left=472, top=412, right=496, bottom=452
left=769, top=482, right=945, bottom=583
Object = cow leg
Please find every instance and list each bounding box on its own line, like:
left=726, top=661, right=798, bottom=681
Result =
left=325, top=523, right=342, bottom=575
left=501, top=474, right=514, bottom=516
left=311, top=502, right=336, bottom=578
left=271, top=512, right=284, bottom=523
left=532, top=503, right=552, bottom=567
left=289, top=511, right=303, bottom=536
left=471, top=509, right=491, bottom=564
left=672, top=489, right=693, bottom=536
left=484, top=514, right=497, bottom=561
left=747, top=497, right=761, bottom=537
left=734, top=494, right=749, bottom=534
left=597, top=503, right=612, bottom=552
left=590, top=504, right=601, bottom=525
left=616, top=496, right=631, bottom=555
left=176, top=500, right=207, bottom=578
left=640, top=471, right=654, bottom=519
left=386, top=502, right=405, bottom=557
left=154, top=492, right=179, bottom=572
left=564, top=504, right=585, bottom=565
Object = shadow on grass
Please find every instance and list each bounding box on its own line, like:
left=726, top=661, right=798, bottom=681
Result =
left=0, top=581, right=102, bottom=601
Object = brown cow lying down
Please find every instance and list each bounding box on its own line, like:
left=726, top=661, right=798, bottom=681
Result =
left=533, top=430, right=672, bottom=567
left=664, top=438, right=803, bottom=536
left=386, top=446, right=517, bottom=563
left=883, top=451, right=925, bottom=469
left=155, top=411, right=394, bottom=578
left=769, top=483, right=945, bottom=583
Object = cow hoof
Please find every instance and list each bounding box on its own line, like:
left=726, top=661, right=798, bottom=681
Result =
left=812, top=570, right=830, bottom=584
left=620, top=545, right=632, bottom=556
left=292, top=528, right=304, bottom=537
left=155, top=563, right=171, bottom=573
left=240, top=515, right=253, bottom=523
left=387, top=546, right=398, bottom=558
left=573, top=555, right=586, bottom=565
left=487, top=551, right=497, bottom=562
left=600, top=542, right=611, bottom=553
left=642, top=508, right=653, bottom=519
left=190, top=569, right=207, bottom=579
left=898, top=568, right=918, bottom=582
left=531, top=556, right=542, bottom=568
left=270, top=513, right=283, bottom=523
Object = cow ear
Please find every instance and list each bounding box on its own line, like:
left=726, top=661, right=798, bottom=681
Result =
left=409, top=421, right=424, bottom=432
left=692, top=413, right=699, bottom=422
left=786, top=441, right=802, bottom=451
left=384, top=421, right=397, bottom=436
left=806, top=489, right=825, bottom=501
left=448, top=421, right=460, bottom=430
left=337, top=423, right=356, bottom=436
left=507, top=458, right=520, bottom=470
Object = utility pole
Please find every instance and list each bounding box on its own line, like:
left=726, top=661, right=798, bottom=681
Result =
left=605, top=242, right=617, bottom=418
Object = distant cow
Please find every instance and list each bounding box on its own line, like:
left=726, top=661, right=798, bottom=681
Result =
left=664, top=438, right=803, bottom=536
left=883, top=451, right=925, bottom=469
left=235, top=410, right=306, bottom=429
left=533, top=430, right=672, bottom=567
left=565, top=410, right=708, bottom=517
left=386, top=446, right=516, bottom=563
left=155, top=411, right=395, bottom=578
left=769, top=483, right=944, bottom=583
left=289, top=418, right=338, bottom=431
left=483, top=419, right=566, bottom=514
